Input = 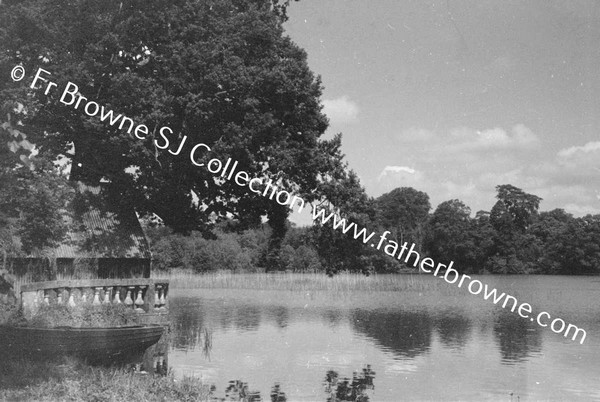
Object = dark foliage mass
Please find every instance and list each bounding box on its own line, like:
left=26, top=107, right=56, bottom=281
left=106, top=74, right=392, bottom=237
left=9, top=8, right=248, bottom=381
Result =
left=0, top=0, right=344, bottom=270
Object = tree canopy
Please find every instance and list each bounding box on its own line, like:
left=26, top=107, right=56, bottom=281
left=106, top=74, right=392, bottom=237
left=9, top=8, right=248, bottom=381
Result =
left=0, top=0, right=339, bottom=241
left=375, top=187, right=430, bottom=246
left=0, top=111, right=73, bottom=258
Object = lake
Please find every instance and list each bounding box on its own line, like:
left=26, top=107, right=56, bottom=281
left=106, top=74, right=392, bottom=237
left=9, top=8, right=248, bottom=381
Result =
left=167, top=275, right=600, bottom=401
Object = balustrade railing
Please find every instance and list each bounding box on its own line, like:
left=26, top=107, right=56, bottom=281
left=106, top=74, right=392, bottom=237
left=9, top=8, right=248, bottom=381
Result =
left=19, top=278, right=169, bottom=322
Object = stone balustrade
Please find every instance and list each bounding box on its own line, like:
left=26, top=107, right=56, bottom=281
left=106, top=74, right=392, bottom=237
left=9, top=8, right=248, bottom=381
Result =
left=19, top=278, right=169, bottom=323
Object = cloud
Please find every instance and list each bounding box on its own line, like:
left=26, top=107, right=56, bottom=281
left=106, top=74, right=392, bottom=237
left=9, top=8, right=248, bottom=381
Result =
left=322, top=96, right=359, bottom=125
left=550, top=140, right=600, bottom=186
left=372, top=124, right=599, bottom=217
left=378, top=165, right=416, bottom=180
left=377, top=165, right=426, bottom=187
left=557, top=141, right=600, bottom=158
left=450, top=124, right=539, bottom=151
left=563, top=203, right=600, bottom=216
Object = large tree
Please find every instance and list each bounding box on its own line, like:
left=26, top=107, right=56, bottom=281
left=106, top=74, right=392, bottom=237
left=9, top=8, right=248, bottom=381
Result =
left=424, top=199, right=477, bottom=273
left=0, top=0, right=338, bottom=253
left=490, top=184, right=542, bottom=233
left=375, top=187, right=431, bottom=247
left=487, top=184, right=542, bottom=273
left=311, top=167, right=379, bottom=275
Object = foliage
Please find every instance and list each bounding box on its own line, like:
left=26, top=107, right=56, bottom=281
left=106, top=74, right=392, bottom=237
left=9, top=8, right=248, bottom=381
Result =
left=150, top=227, right=263, bottom=273
left=420, top=186, right=600, bottom=275
left=492, top=184, right=542, bottom=233
left=147, top=181, right=600, bottom=276
left=223, top=379, right=262, bottom=401
left=486, top=185, right=543, bottom=273
left=425, top=199, right=474, bottom=273
left=324, top=365, right=375, bottom=402
left=0, top=358, right=211, bottom=401
left=528, top=209, right=572, bottom=273
left=311, top=169, right=379, bottom=275
left=0, top=301, right=23, bottom=326
left=149, top=222, right=324, bottom=273
left=466, top=211, right=497, bottom=273
left=544, top=213, right=600, bottom=275
left=375, top=187, right=431, bottom=246
left=270, top=383, right=287, bottom=402
left=0, top=0, right=336, bottom=243
left=0, top=111, right=75, bottom=257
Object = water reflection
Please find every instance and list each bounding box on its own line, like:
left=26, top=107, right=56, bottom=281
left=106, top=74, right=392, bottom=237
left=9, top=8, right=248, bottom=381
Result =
left=324, top=365, right=375, bottom=402
left=270, top=383, right=287, bottom=401
left=167, top=278, right=600, bottom=400
left=321, top=309, right=346, bottom=328
left=351, top=309, right=433, bottom=358
left=264, top=305, right=289, bottom=329
left=222, top=379, right=262, bottom=401
left=208, top=367, right=376, bottom=402
left=434, top=311, right=472, bottom=349
left=493, top=311, right=542, bottom=364
left=170, top=297, right=207, bottom=350
left=208, top=380, right=287, bottom=401
left=231, top=305, right=262, bottom=332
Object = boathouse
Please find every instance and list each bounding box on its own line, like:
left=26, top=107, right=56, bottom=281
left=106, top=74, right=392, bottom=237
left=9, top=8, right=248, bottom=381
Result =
left=7, top=183, right=152, bottom=281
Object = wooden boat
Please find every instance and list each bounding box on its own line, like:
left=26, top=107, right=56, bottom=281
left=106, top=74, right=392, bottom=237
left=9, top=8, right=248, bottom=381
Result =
left=0, top=325, right=164, bottom=360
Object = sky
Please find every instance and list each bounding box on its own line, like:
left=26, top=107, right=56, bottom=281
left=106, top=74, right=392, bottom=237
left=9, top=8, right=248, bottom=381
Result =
left=283, top=0, right=600, bottom=224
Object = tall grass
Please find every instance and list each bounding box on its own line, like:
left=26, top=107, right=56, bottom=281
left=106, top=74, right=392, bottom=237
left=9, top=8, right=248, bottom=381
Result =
left=156, top=270, right=450, bottom=293
left=0, top=358, right=211, bottom=401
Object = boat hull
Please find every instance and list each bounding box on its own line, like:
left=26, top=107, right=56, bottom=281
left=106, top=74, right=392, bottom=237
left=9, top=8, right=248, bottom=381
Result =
left=0, top=325, right=164, bottom=360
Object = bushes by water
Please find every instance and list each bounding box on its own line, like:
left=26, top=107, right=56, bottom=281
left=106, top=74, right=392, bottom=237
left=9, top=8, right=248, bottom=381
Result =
left=147, top=225, right=323, bottom=274
left=149, top=227, right=265, bottom=273
left=145, top=187, right=600, bottom=276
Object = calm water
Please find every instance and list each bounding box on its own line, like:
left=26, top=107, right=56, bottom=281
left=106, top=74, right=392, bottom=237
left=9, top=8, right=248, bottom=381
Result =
left=167, top=275, right=600, bottom=401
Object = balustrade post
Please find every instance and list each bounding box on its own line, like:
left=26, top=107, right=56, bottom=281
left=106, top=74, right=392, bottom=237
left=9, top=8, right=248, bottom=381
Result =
left=154, top=285, right=162, bottom=309
left=124, top=286, right=135, bottom=307
left=113, top=288, right=122, bottom=304
left=103, top=287, right=112, bottom=304
left=93, top=287, right=102, bottom=305
left=135, top=286, right=146, bottom=312
left=68, top=288, right=76, bottom=307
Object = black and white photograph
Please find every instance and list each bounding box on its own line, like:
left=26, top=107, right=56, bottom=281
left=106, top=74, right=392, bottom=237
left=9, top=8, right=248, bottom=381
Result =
left=0, top=1, right=599, bottom=400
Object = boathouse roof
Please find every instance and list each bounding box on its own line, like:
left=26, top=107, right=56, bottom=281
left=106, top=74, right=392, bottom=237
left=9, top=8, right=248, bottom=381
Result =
left=13, top=183, right=151, bottom=260
left=56, top=183, right=151, bottom=260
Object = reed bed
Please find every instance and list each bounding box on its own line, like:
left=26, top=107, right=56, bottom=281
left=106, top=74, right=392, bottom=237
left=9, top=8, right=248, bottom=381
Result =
left=158, top=270, right=452, bottom=293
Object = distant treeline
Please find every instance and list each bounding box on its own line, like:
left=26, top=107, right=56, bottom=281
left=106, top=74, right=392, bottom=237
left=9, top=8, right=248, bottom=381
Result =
left=147, top=184, right=600, bottom=275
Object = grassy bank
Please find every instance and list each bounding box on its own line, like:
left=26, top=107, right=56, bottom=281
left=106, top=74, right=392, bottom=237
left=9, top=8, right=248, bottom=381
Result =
left=0, top=358, right=211, bottom=402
